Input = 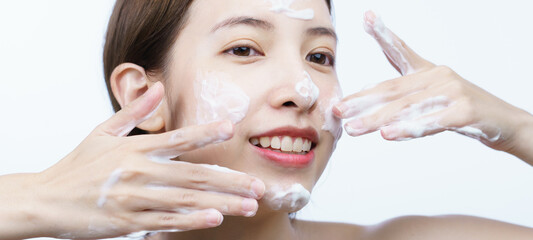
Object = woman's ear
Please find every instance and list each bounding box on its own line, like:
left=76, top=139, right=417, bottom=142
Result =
left=110, top=63, right=165, bottom=133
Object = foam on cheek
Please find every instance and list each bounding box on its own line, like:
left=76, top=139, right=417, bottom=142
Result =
left=263, top=183, right=310, bottom=212
left=97, top=168, right=123, bottom=207
left=295, top=71, right=320, bottom=106
left=195, top=71, right=250, bottom=125
left=321, top=97, right=342, bottom=139
left=319, top=85, right=343, bottom=140
left=364, top=12, right=415, bottom=75
left=267, top=0, right=314, bottom=20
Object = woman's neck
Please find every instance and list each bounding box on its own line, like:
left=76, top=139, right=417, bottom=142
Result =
left=161, top=211, right=299, bottom=240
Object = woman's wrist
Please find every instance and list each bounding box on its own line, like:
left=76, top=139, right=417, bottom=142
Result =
left=504, top=109, right=533, bottom=165
left=0, top=173, right=49, bottom=239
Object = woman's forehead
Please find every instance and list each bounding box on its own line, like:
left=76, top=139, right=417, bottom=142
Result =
left=187, top=0, right=333, bottom=29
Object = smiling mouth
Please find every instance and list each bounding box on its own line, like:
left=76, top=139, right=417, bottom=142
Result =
left=248, top=127, right=318, bottom=168
left=249, top=136, right=314, bottom=155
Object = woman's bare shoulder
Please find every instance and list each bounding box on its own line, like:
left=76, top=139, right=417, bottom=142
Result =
left=294, top=215, right=533, bottom=240
left=364, top=215, right=533, bottom=240
left=292, top=219, right=367, bottom=240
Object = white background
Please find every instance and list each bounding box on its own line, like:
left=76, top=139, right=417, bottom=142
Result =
left=0, top=0, right=532, bottom=238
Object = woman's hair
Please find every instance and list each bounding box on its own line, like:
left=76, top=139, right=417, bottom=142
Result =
left=103, top=0, right=331, bottom=134
left=104, top=0, right=194, bottom=112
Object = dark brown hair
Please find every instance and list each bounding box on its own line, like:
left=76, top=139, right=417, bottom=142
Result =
left=103, top=0, right=332, bottom=112
left=104, top=0, right=195, bottom=112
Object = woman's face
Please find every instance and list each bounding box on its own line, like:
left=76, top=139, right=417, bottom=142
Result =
left=163, top=0, right=341, bottom=213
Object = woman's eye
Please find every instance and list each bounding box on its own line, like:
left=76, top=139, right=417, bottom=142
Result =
left=306, top=53, right=334, bottom=66
left=226, top=46, right=261, bottom=57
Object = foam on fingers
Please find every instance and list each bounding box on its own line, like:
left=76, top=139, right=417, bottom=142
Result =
left=363, top=10, right=416, bottom=76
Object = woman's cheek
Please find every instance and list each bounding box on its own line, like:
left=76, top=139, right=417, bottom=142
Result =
left=193, top=70, right=251, bottom=125
left=317, top=81, right=343, bottom=140
left=294, top=71, right=321, bottom=107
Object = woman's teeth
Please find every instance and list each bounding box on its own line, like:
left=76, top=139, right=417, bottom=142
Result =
left=249, top=136, right=312, bottom=154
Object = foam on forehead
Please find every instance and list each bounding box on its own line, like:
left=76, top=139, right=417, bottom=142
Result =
left=266, top=0, right=315, bottom=20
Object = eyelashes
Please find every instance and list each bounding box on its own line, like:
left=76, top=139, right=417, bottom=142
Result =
left=224, top=46, right=263, bottom=57
left=306, top=52, right=335, bottom=67
left=223, top=43, right=335, bottom=67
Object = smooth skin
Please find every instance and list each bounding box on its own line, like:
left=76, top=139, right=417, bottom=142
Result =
left=0, top=82, right=266, bottom=239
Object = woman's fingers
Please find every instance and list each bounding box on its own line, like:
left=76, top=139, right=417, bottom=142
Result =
left=343, top=91, right=452, bottom=137
left=364, top=10, right=434, bottom=75
left=134, top=209, right=223, bottom=232
left=134, top=121, right=234, bottom=160
left=345, top=101, right=455, bottom=141
left=379, top=107, right=459, bottom=141
left=334, top=70, right=439, bottom=119
left=131, top=186, right=259, bottom=217
left=96, top=82, right=164, bottom=137
left=135, top=161, right=265, bottom=199
left=333, top=12, right=438, bottom=120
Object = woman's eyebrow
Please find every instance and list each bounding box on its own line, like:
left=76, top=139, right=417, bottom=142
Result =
left=211, top=16, right=274, bottom=33
left=307, top=27, right=338, bottom=43
left=210, top=16, right=337, bottom=43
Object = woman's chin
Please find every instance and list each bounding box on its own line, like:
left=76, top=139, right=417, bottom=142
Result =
left=258, top=181, right=311, bottom=213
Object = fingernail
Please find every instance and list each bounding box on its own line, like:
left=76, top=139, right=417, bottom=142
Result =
left=380, top=125, right=396, bottom=139
left=363, top=10, right=378, bottom=36
left=205, top=209, right=223, bottom=226
left=217, top=121, right=234, bottom=140
left=333, top=103, right=347, bottom=117
left=345, top=120, right=366, bottom=136
left=381, top=125, right=411, bottom=141
left=242, top=198, right=258, bottom=217
left=250, top=179, right=265, bottom=198
left=364, top=10, right=378, bottom=24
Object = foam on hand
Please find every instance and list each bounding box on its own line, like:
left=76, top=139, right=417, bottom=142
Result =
left=97, top=168, right=123, bottom=207
left=363, top=10, right=415, bottom=76
left=375, top=96, right=501, bottom=142
left=450, top=125, right=501, bottom=143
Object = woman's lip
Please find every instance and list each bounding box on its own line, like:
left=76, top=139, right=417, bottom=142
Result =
left=249, top=126, right=319, bottom=144
left=251, top=144, right=314, bottom=168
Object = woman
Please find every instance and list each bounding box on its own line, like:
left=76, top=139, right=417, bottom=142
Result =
left=0, top=0, right=532, bottom=239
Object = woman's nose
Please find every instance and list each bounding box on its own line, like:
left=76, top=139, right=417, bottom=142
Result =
left=268, top=70, right=320, bottom=113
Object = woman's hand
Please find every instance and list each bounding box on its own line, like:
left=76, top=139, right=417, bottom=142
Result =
left=333, top=11, right=533, bottom=164
left=0, top=82, right=265, bottom=239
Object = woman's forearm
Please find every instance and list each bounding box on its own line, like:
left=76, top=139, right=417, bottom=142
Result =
left=0, top=173, right=47, bottom=240
left=506, top=110, right=533, bottom=166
